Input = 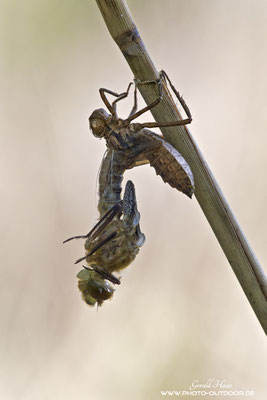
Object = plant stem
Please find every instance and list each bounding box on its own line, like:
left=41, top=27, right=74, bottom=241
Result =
left=95, top=0, right=267, bottom=333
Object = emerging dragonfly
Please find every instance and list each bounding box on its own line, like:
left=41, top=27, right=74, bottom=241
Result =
left=64, top=149, right=145, bottom=307
left=89, top=70, right=195, bottom=198
left=64, top=71, right=194, bottom=306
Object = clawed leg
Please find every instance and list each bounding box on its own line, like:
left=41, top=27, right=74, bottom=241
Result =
left=128, top=85, right=138, bottom=118
left=64, top=181, right=145, bottom=266
left=74, top=231, right=117, bottom=264
left=79, top=182, right=145, bottom=270
left=99, top=71, right=191, bottom=129
left=63, top=202, right=122, bottom=264
left=126, top=70, right=192, bottom=129
left=74, top=182, right=142, bottom=267
left=63, top=203, right=123, bottom=264
left=138, top=70, right=192, bottom=129
left=111, top=83, right=133, bottom=116
left=64, top=202, right=123, bottom=264
left=83, top=265, right=121, bottom=285
left=99, top=78, right=161, bottom=122
left=125, top=76, right=163, bottom=123
left=63, top=202, right=122, bottom=244
left=161, top=70, right=192, bottom=123
left=99, top=83, right=132, bottom=118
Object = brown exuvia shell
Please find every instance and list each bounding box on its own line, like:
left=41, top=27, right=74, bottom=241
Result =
left=137, top=129, right=195, bottom=198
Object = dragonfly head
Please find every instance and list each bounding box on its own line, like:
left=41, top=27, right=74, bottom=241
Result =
left=77, top=268, right=114, bottom=307
left=89, top=108, right=111, bottom=138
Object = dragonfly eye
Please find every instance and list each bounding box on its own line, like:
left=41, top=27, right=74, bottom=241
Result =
left=77, top=269, right=114, bottom=306
left=89, top=108, right=110, bottom=138
left=90, top=119, right=106, bottom=137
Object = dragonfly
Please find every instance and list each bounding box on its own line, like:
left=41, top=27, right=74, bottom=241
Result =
left=64, top=149, right=145, bottom=307
left=64, top=71, right=194, bottom=307
left=89, top=70, right=195, bottom=198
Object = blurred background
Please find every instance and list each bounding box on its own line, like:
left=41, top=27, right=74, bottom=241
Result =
left=1, top=0, right=267, bottom=399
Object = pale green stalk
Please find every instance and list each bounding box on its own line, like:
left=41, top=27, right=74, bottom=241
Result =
left=95, top=0, right=267, bottom=333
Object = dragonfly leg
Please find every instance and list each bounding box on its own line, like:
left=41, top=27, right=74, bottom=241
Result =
left=128, top=85, right=138, bottom=118
left=82, top=265, right=121, bottom=285
left=74, top=231, right=117, bottom=264
left=99, top=83, right=132, bottom=117
left=74, top=181, right=145, bottom=264
left=138, top=70, right=192, bottom=129
left=126, top=76, right=163, bottom=123
left=63, top=202, right=122, bottom=244
left=111, top=82, right=133, bottom=115
left=161, top=70, right=192, bottom=121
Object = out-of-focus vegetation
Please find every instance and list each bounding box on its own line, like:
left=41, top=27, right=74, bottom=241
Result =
left=1, top=1, right=267, bottom=399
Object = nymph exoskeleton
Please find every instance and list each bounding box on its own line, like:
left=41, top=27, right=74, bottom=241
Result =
left=89, top=70, right=194, bottom=198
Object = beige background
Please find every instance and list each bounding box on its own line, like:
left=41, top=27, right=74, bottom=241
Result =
left=1, top=1, right=267, bottom=399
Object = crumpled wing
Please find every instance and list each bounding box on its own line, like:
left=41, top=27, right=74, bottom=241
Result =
left=135, top=129, right=195, bottom=198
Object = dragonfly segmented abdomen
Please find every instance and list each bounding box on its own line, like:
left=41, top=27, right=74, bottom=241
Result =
left=98, top=149, right=129, bottom=215
left=138, top=129, right=194, bottom=198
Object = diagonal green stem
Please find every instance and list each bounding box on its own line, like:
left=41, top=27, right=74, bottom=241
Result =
left=95, top=0, right=267, bottom=333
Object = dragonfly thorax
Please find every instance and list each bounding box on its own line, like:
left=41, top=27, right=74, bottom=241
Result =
left=89, top=108, right=134, bottom=142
